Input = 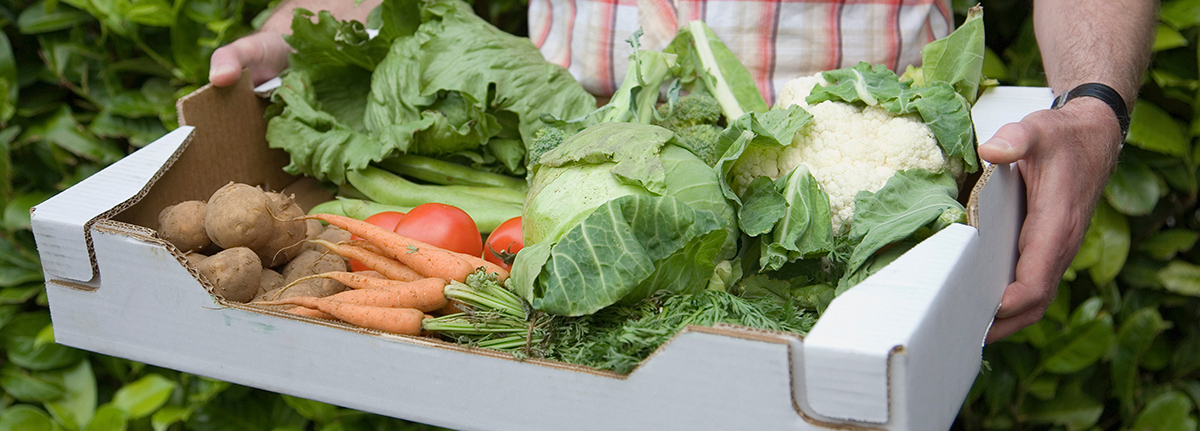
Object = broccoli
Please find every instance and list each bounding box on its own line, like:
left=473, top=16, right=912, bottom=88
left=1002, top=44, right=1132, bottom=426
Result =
left=653, top=91, right=723, bottom=131
left=527, top=126, right=566, bottom=165
left=652, top=92, right=726, bottom=166
left=673, top=124, right=724, bottom=166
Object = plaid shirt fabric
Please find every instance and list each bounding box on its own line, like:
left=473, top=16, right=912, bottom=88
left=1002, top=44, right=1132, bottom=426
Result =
left=529, top=0, right=953, bottom=105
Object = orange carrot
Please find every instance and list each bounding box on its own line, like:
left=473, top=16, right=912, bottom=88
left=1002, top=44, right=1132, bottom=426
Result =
left=287, top=306, right=335, bottom=320
left=355, top=270, right=387, bottom=279
left=309, top=239, right=424, bottom=282
left=436, top=300, right=466, bottom=316
left=273, top=297, right=425, bottom=335
left=263, top=275, right=448, bottom=312
left=304, top=214, right=481, bottom=282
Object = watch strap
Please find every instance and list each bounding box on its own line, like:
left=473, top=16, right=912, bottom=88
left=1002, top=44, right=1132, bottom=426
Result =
left=1050, top=82, right=1131, bottom=139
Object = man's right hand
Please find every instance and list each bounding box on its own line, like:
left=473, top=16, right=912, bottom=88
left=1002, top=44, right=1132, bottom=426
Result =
left=208, top=31, right=291, bottom=87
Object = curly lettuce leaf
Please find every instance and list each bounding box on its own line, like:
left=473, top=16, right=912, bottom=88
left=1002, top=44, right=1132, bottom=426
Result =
left=268, top=0, right=596, bottom=183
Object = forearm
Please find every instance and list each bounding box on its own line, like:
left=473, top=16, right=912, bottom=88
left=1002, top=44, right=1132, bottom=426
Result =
left=1033, top=0, right=1157, bottom=107
left=260, top=0, right=384, bottom=34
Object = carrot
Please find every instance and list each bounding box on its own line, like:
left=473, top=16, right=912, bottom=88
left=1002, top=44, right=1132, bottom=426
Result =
left=309, top=239, right=424, bottom=282
left=287, top=306, right=335, bottom=320
left=287, top=274, right=449, bottom=312
left=355, top=270, right=387, bottom=279
left=304, top=213, right=482, bottom=282
left=270, top=297, right=426, bottom=335
left=435, top=300, right=466, bottom=316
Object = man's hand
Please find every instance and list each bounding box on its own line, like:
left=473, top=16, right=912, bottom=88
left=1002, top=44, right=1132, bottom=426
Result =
left=978, top=97, right=1122, bottom=343
left=209, top=32, right=291, bottom=87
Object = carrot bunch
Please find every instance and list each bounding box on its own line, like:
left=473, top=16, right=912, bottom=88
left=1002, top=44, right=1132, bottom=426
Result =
left=249, top=213, right=514, bottom=336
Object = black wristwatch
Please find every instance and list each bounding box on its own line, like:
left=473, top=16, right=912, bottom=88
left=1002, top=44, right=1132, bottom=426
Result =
left=1050, top=82, right=1131, bottom=140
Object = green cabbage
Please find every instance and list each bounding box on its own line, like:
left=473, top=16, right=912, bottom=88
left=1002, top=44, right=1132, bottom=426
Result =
left=510, top=122, right=737, bottom=316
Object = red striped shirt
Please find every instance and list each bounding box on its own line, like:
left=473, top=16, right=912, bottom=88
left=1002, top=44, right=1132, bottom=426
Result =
left=528, top=0, right=953, bottom=105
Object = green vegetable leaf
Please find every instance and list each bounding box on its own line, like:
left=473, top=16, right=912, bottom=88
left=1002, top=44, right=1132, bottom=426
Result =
left=918, top=6, right=985, bottom=103
left=754, top=165, right=835, bottom=271
left=738, top=176, right=787, bottom=236
left=845, top=169, right=964, bottom=275
left=1154, top=24, right=1190, bottom=51
left=665, top=21, right=769, bottom=118
left=526, top=194, right=727, bottom=316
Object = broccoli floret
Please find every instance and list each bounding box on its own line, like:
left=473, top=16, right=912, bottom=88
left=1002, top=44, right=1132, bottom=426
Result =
left=527, top=126, right=566, bottom=165
left=674, top=124, right=724, bottom=166
left=653, top=92, right=723, bottom=131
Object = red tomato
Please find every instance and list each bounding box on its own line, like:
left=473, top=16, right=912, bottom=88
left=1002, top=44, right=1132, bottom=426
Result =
left=483, top=217, right=523, bottom=271
left=393, top=203, right=483, bottom=258
left=349, top=211, right=407, bottom=272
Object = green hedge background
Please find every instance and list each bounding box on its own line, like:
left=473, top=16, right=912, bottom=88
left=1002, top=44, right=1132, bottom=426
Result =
left=0, top=0, right=1196, bottom=429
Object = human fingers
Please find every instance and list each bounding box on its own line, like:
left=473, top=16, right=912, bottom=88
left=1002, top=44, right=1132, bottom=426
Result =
left=987, top=303, right=1049, bottom=343
left=978, top=120, right=1037, bottom=165
left=209, top=32, right=291, bottom=87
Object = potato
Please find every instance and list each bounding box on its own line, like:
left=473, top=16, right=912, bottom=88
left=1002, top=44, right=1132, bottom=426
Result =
left=196, top=247, right=262, bottom=303
left=280, top=249, right=349, bottom=298
left=255, top=192, right=308, bottom=267
left=204, top=183, right=308, bottom=267
left=300, top=224, right=353, bottom=254
left=184, top=252, right=208, bottom=267
left=158, top=200, right=211, bottom=253
left=257, top=269, right=285, bottom=298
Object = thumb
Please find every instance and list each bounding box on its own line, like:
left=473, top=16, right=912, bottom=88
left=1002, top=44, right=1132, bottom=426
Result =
left=979, top=121, right=1036, bottom=164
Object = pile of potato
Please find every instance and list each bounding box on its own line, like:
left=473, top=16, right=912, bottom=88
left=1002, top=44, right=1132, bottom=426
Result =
left=157, top=182, right=352, bottom=304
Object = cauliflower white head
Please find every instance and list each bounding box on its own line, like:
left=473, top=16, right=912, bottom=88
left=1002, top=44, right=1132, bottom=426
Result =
left=729, top=74, right=962, bottom=232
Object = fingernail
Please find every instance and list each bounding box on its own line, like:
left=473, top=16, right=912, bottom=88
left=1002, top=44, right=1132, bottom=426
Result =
left=209, top=64, right=237, bottom=83
left=981, top=137, right=1010, bottom=151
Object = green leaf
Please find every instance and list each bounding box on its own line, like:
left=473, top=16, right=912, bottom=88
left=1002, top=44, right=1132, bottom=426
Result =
left=0, top=31, right=16, bottom=125
left=0, top=364, right=66, bottom=402
left=1088, top=201, right=1130, bottom=286
left=754, top=165, right=835, bottom=271
left=1023, top=378, right=1104, bottom=430
left=4, top=191, right=53, bottom=231
left=281, top=395, right=338, bottom=423
left=1130, top=391, right=1197, bottom=431
left=1139, top=229, right=1199, bottom=261
left=1104, top=160, right=1162, bottom=216
left=0, top=405, right=57, bottom=431
left=20, top=106, right=124, bottom=165
left=0, top=268, right=42, bottom=289
left=110, top=374, right=176, bottom=420
left=1126, top=100, right=1190, bottom=158
left=1040, top=315, right=1113, bottom=374
left=185, top=387, right=307, bottom=431
left=3, top=313, right=84, bottom=371
left=846, top=169, right=964, bottom=275
left=84, top=404, right=128, bottom=431
left=116, top=0, right=173, bottom=27
left=918, top=6, right=985, bottom=103
left=150, top=406, right=189, bottom=431
left=1112, top=307, right=1170, bottom=411
left=1161, top=0, right=1200, bottom=29
left=1154, top=24, right=1190, bottom=51
left=43, top=360, right=96, bottom=431
left=17, top=1, right=92, bottom=34
left=1157, top=260, right=1200, bottom=296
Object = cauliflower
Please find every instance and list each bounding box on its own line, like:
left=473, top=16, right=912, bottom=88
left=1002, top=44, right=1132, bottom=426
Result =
left=729, top=74, right=962, bottom=232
